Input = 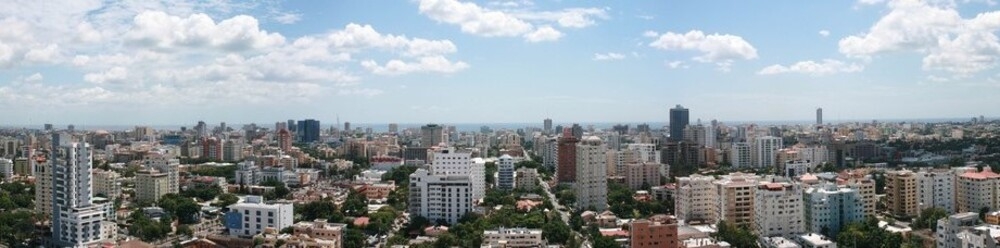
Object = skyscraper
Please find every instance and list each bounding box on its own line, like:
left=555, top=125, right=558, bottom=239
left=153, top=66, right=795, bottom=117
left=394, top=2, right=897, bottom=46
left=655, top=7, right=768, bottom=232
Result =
left=753, top=136, right=783, bottom=169
left=497, top=154, right=516, bottom=190
left=543, top=118, right=552, bottom=134
left=816, top=108, right=823, bottom=125
left=49, top=137, right=113, bottom=246
left=575, top=136, right=608, bottom=211
left=557, top=128, right=579, bottom=183
left=297, top=119, right=321, bottom=143
left=277, top=128, right=292, bottom=152
left=388, top=123, right=399, bottom=133
left=421, top=124, right=444, bottom=147
left=669, top=105, right=689, bottom=141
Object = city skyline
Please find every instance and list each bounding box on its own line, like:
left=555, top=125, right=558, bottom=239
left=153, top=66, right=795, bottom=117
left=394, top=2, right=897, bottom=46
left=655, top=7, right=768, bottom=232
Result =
left=2, top=0, right=1000, bottom=125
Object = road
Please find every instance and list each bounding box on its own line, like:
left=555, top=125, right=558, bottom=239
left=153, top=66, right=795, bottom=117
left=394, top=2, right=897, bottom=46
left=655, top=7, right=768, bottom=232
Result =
left=539, top=177, right=591, bottom=248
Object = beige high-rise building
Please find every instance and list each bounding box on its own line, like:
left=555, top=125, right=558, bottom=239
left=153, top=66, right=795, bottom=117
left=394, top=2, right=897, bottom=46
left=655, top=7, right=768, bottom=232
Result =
left=839, top=169, right=877, bottom=217
left=34, top=160, right=53, bottom=219
left=624, top=162, right=661, bottom=190
left=957, top=168, right=1000, bottom=213
left=676, top=174, right=716, bottom=224
left=575, top=136, right=608, bottom=211
left=92, top=169, right=121, bottom=200
left=886, top=170, right=919, bottom=218
left=714, top=173, right=760, bottom=227
left=136, top=169, right=171, bottom=203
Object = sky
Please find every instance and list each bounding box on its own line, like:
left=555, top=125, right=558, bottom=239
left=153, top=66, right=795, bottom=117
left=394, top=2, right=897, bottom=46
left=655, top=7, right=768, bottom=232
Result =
left=1, top=0, right=999, bottom=126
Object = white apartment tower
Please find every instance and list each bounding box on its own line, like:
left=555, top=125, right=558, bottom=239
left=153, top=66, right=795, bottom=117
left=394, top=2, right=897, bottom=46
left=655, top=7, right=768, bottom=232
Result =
left=753, top=136, right=783, bottom=169
left=804, top=183, right=864, bottom=237
left=916, top=169, right=956, bottom=213
left=408, top=168, right=475, bottom=224
left=50, top=139, right=114, bottom=247
left=430, top=147, right=485, bottom=200
left=730, top=142, right=752, bottom=168
left=575, top=136, right=608, bottom=211
left=754, top=179, right=804, bottom=237
left=676, top=174, right=717, bottom=224
left=497, top=154, right=516, bottom=190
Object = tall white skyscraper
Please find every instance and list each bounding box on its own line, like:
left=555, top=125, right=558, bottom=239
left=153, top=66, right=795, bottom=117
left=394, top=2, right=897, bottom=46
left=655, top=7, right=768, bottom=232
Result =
left=753, top=136, right=783, bottom=169
left=730, top=142, right=752, bottom=168
left=754, top=180, right=804, bottom=237
left=430, top=147, right=485, bottom=200
left=575, top=136, right=608, bottom=211
left=497, top=155, right=516, bottom=190
left=408, top=168, right=474, bottom=224
left=50, top=139, right=114, bottom=247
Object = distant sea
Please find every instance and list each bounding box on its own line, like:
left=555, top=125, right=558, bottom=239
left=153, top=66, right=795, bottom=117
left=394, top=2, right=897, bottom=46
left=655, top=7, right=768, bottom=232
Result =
left=0, top=117, right=981, bottom=132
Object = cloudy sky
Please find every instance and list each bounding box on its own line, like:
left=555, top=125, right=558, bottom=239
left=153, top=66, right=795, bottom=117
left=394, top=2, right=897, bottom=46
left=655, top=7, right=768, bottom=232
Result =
left=1, top=0, right=999, bottom=126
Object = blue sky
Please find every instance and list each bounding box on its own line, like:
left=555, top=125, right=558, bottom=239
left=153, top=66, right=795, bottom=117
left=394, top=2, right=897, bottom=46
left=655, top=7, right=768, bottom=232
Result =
left=1, top=0, right=999, bottom=126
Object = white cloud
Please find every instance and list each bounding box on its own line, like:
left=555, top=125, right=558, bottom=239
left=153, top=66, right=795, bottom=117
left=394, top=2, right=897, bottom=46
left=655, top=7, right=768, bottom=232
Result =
left=648, top=30, right=758, bottom=66
left=338, top=88, right=384, bottom=97
left=593, top=52, right=625, bottom=61
left=839, top=0, right=1000, bottom=76
left=819, top=30, right=830, bottom=37
left=325, top=23, right=459, bottom=56
left=361, top=56, right=470, bottom=75
left=125, top=11, right=286, bottom=51
left=25, top=73, right=43, bottom=82
left=272, top=12, right=302, bottom=24
left=417, top=0, right=605, bottom=42
left=524, top=26, right=563, bottom=42
left=637, top=15, right=654, bottom=20
left=857, top=0, right=886, bottom=5
left=757, top=59, right=864, bottom=76
left=666, top=60, right=688, bottom=69
left=642, top=31, right=659, bottom=38
left=84, top=66, right=129, bottom=84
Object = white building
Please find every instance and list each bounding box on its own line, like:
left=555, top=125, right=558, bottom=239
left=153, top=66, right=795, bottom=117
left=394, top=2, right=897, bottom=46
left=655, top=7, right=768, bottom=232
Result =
left=936, top=212, right=981, bottom=248
left=225, top=195, right=294, bottom=238
left=92, top=169, right=121, bottom=200
left=408, top=168, right=474, bottom=224
left=575, top=136, right=608, bottom=211
left=796, top=233, right=837, bottom=248
left=498, top=155, right=516, bottom=190
left=50, top=140, right=114, bottom=247
left=783, top=160, right=813, bottom=178
left=792, top=145, right=829, bottom=166
left=916, top=168, right=956, bottom=213
left=676, top=174, right=717, bottom=224
left=627, top=143, right=661, bottom=164
left=430, top=147, right=485, bottom=200
left=753, top=136, right=783, bottom=169
left=482, top=227, right=545, bottom=248
left=730, top=142, right=752, bottom=168
left=0, top=158, right=12, bottom=182
left=956, top=168, right=999, bottom=213
left=235, top=161, right=261, bottom=186
left=145, top=155, right=180, bottom=194
left=755, top=180, right=804, bottom=237
left=803, top=183, right=863, bottom=237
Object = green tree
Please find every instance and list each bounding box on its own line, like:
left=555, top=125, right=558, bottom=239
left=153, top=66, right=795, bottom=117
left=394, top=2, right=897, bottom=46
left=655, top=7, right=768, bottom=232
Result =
left=260, top=179, right=291, bottom=200
left=341, top=189, right=368, bottom=217
left=542, top=216, right=572, bottom=244
left=343, top=228, right=366, bottom=248
left=836, top=216, right=904, bottom=248
left=295, top=200, right=344, bottom=223
left=181, top=184, right=222, bottom=201
left=714, top=221, right=760, bottom=248
left=0, top=210, right=36, bottom=247
left=216, top=193, right=239, bottom=208
left=158, top=194, right=202, bottom=224
left=912, top=207, right=947, bottom=231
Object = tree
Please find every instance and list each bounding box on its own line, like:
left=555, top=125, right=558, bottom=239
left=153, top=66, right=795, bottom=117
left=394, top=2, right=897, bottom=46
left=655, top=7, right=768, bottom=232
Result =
left=912, top=207, right=947, bottom=231
left=714, top=221, right=759, bottom=248
left=836, top=216, right=904, bottom=248
left=260, top=179, right=291, bottom=200
left=542, top=217, right=572, bottom=244
left=177, top=225, right=193, bottom=237
left=216, top=193, right=239, bottom=208
left=295, top=201, right=343, bottom=223
left=0, top=210, right=35, bottom=247
left=341, top=190, right=368, bottom=217
left=181, top=184, right=222, bottom=201
left=159, top=194, right=202, bottom=224
left=343, top=228, right=366, bottom=248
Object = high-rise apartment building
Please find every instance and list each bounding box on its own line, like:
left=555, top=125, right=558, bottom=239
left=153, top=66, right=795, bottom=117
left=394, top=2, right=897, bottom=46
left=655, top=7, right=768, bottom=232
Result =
left=145, top=155, right=180, bottom=194
left=886, top=170, right=919, bottom=218
left=753, top=136, right=783, bottom=169
left=92, top=169, right=121, bottom=200
left=624, top=162, right=661, bottom=190
left=714, top=173, right=759, bottom=227
left=136, top=168, right=171, bottom=203
left=804, top=183, right=863, bottom=237
left=676, top=174, right=716, bottom=223
left=515, top=168, right=539, bottom=191
left=730, top=142, right=752, bottom=168
left=421, top=124, right=445, bottom=147
left=629, top=215, right=680, bottom=248
left=956, top=168, right=1000, bottom=213
left=277, top=128, right=292, bottom=152
left=223, top=139, right=243, bottom=161
left=916, top=168, right=956, bottom=213
left=754, top=180, right=804, bottom=237
left=408, top=168, right=474, bottom=224
left=388, top=123, right=398, bottom=133
left=543, top=118, right=552, bottom=134
left=669, top=105, right=689, bottom=141
left=575, top=136, right=608, bottom=211
left=838, top=169, right=877, bottom=217
left=557, top=128, right=579, bottom=183
left=202, top=137, right=223, bottom=160
left=429, top=147, right=484, bottom=200
left=816, top=108, right=823, bottom=125
left=49, top=140, right=114, bottom=247
left=0, top=158, right=11, bottom=182
left=497, top=155, right=516, bottom=190
left=296, top=119, right=321, bottom=143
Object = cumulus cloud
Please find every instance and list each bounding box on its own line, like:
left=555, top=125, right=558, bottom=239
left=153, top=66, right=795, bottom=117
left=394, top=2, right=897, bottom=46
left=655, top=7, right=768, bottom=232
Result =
left=361, top=56, right=470, bottom=75
left=593, top=52, right=625, bottom=61
left=819, top=30, right=830, bottom=37
left=417, top=0, right=605, bottom=42
left=272, top=12, right=302, bottom=24
left=125, top=11, right=286, bottom=51
left=84, top=66, right=129, bottom=84
left=524, top=26, right=563, bottom=42
left=642, top=31, right=659, bottom=38
left=839, top=0, right=1000, bottom=75
left=648, top=30, right=758, bottom=68
left=758, top=59, right=864, bottom=76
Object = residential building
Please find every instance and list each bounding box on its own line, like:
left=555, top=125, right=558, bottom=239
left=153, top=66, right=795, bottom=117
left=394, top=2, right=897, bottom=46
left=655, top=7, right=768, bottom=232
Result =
left=202, top=137, right=223, bottom=160
left=753, top=136, right=783, bottom=169
left=936, top=212, right=981, bottom=248
left=34, top=157, right=53, bottom=219
left=421, top=124, right=445, bottom=147
left=408, top=168, right=474, bottom=224
left=916, top=168, right=956, bottom=213
left=498, top=154, right=516, bottom=190
left=714, top=173, right=759, bottom=227
left=676, top=174, right=716, bottom=224
left=957, top=168, right=1000, bottom=213
left=783, top=160, right=812, bottom=178
left=482, top=227, right=545, bottom=248
left=292, top=219, right=345, bottom=248
left=838, top=170, right=877, bottom=217
left=575, top=136, right=608, bottom=211
left=557, top=128, right=579, bottom=183
left=277, top=128, right=292, bottom=152
left=0, top=158, right=11, bottom=182
left=92, top=169, right=121, bottom=199
left=136, top=168, right=170, bottom=203
left=49, top=140, right=114, bottom=247
left=886, top=170, right=919, bottom=218
left=145, top=155, right=180, bottom=194
left=516, top=168, right=539, bottom=191
left=804, top=183, right=863, bottom=237
left=630, top=215, right=680, bottom=248
left=797, top=233, right=836, bottom=248
left=624, top=162, right=661, bottom=190
left=730, top=142, right=752, bottom=168
left=225, top=195, right=294, bottom=237
left=543, top=118, right=552, bottom=134
left=754, top=180, right=804, bottom=237
left=430, top=147, right=484, bottom=200
left=223, top=139, right=243, bottom=161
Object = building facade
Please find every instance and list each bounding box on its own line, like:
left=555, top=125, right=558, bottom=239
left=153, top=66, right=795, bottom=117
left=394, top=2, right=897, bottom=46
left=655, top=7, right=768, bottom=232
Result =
left=917, top=168, right=956, bottom=213
left=630, top=215, right=680, bottom=248
left=886, top=170, right=919, bottom=218
left=482, top=227, right=545, bottom=248
left=754, top=180, right=804, bottom=237
left=676, top=174, right=716, bottom=224
left=714, top=173, right=759, bottom=227
left=498, top=155, right=516, bottom=190
left=956, top=168, right=1000, bottom=213
left=803, top=183, right=863, bottom=237
left=575, top=136, right=608, bottom=211
left=225, top=195, right=294, bottom=237
left=408, top=168, right=474, bottom=224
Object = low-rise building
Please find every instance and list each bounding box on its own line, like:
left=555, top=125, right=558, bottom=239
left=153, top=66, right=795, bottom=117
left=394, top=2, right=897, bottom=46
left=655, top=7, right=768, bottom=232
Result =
left=796, top=233, right=836, bottom=248
left=482, top=227, right=544, bottom=248
left=224, top=195, right=294, bottom=238
left=936, top=212, right=981, bottom=248
left=515, top=168, right=539, bottom=191
left=630, top=214, right=679, bottom=248
left=291, top=219, right=345, bottom=248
